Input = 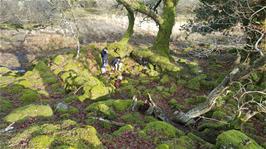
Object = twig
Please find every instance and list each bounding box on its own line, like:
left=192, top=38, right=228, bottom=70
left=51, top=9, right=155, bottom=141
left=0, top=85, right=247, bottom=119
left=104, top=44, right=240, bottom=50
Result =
left=88, top=117, right=125, bottom=126
left=0, top=122, right=15, bottom=133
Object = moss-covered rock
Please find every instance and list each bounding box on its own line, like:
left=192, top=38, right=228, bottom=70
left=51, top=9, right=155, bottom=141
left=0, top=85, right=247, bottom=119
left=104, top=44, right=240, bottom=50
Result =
left=61, top=119, right=78, bottom=129
left=89, top=84, right=110, bottom=100
left=20, top=89, right=40, bottom=104
left=121, top=112, right=157, bottom=126
left=4, top=104, right=53, bottom=123
left=10, top=125, right=40, bottom=146
left=156, top=144, right=170, bottom=149
left=216, top=130, right=263, bottom=149
left=113, top=124, right=134, bottom=136
left=0, top=67, right=11, bottom=75
left=28, top=135, right=54, bottom=149
left=143, top=121, right=181, bottom=138
left=52, top=126, right=102, bottom=149
left=53, top=55, right=66, bottom=66
left=86, top=102, right=116, bottom=119
left=132, top=49, right=181, bottom=73
left=86, top=99, right=132, bottom=119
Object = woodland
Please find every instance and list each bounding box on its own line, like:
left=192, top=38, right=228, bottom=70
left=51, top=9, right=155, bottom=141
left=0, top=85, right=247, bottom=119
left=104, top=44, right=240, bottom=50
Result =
left=0, top=0, right=265, bottom=148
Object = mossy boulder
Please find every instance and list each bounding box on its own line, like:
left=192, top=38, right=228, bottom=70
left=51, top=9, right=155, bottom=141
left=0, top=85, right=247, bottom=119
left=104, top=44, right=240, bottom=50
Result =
left=143, top=121, right=182, bottom=138
left=53, top=55, right=66, bottom=66
left=216, top=130, right=263, bottom=149
left=20, top=89, right=40, bottom=104
left=0, top=67, right=11, bottom=74
left=121, top=112, right=157, bottom=126
left=10, top=125, right=40, bottom=146
left=164, top=136, right=195, bottom=149
left=89, top=84, right=110, bottom=100
left=113, top=124, right=134, bottom=136
left=52, top=126, right=102, bottom=148
left=86, top=99, right=132, bottom=119
left=132, top=49, right=181, bottom=73
left=4, top=104, right=53, bottom=123
left=156, top=144, right=170, bottom=149
left=28, top=135, right=54, bottom=149
left=78, top=76, right=111, bottom=101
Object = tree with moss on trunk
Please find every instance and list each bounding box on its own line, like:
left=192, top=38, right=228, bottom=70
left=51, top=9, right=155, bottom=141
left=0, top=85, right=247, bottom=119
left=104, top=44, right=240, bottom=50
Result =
left=114, top=0, right=179, bottom=58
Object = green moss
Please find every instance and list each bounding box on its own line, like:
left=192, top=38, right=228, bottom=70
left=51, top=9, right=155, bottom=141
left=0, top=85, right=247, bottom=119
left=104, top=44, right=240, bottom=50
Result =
left=86, top=102, right=116, bottom=119
left=143, top=121, right=178, bottom=138
left=54, top=55, right=66, bottom=65
left=132, top=49, right=180, bottom=73
left=4, top=104, right=53, bottom=123
left=10, top=126, right=40, bottom=146
left=61, top=119, right=78, bottom=129
left=212, top=110, right=227, bottom=120
left=0, top=67, right=11, bottom=74
left=20, top=89, right=40, bottom=104
left=113, top=124, right=134, bottom=136
left=216, top=130, right=263, bottom=149
left=168, top=99, right=183, bottom=109
left=186, top=74, right=207, bottom=90
left=28, top=135, right=54, bottom=149
left=89, top=84, right=109, bottom=100
left=186, top=96, right=207, bottom=105
left=18, top=80, right=32, bottom=88
left=112, top=100, right=132, bottom=112
left=52, top=126, right=102, bottom=148
left=86, top=99, right=132, bottom=119
left=34, top=61, right=49, bottom=72
left=175, top=136, right=194, bottom=149
left=8, top=84, right=25, bottom=94
left=160, top=75, right=170, bottom=84
left=0, top=97, right=12, bottom=112
left=156, top=144, right=170, bottom=149
left=40, top=124, right=60, bottom=134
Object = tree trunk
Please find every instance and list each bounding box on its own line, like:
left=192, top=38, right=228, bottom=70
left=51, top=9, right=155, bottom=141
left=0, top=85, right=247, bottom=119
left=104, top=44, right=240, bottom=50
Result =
left=152, top=0, right=177, bottom=57
left=119, top=6, right=135, bottom=44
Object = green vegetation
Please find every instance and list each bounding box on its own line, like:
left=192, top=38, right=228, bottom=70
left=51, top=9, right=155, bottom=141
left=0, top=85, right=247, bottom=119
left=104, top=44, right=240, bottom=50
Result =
left=4, top=104, right=53, bottom=123
left=216, top=130, right=263, bottom=149
left=0, top=0, right=265, bottom=148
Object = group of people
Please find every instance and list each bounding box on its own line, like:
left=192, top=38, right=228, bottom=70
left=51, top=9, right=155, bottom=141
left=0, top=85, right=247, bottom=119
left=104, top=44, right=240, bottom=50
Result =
left=100, top=47, right=123, bottom=74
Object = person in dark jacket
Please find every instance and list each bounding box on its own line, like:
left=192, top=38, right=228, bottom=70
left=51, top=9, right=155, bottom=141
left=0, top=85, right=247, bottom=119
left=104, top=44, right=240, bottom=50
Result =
left=101, top=47, right=108, bottom=74
left=111, top=57, right=123, bottom=71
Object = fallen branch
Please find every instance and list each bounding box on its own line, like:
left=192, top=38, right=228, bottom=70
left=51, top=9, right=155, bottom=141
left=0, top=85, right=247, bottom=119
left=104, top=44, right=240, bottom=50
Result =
left=174, top=56, right=266, bottom=124
left=0, top=122, right=15, bottom=133
left=88, top=117, right=125, bottom=127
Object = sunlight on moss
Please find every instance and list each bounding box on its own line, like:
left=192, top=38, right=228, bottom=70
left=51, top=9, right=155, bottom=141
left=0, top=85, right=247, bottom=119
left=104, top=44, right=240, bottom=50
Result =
left=4, top=104, right=53, bottom=123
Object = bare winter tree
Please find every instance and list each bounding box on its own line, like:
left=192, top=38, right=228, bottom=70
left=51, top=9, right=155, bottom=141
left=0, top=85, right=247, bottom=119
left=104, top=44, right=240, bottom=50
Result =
left=174, top=0, right=266, bottom=126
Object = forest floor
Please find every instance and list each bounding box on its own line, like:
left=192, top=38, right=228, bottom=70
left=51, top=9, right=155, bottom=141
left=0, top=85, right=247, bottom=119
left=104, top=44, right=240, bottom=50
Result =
left=0, top=39, right=265, bottom=148
left=0, top=8, right=265, bottom=149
